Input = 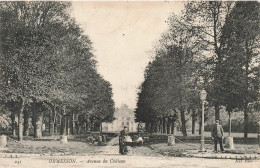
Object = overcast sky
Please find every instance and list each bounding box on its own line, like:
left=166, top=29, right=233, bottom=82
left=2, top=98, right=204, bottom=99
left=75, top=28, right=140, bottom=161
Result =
left=71, top=1, right=184, bottom=109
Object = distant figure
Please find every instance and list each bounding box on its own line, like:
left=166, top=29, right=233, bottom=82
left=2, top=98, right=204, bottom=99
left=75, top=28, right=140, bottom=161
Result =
left=211, top=120, right=224, bottom=152
left=119, top=126, right=128, bottom=155
left=135, top=136, right=144, bottom=145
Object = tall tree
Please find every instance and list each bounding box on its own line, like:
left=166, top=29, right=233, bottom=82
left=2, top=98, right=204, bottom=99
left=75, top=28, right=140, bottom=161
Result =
left=0, top=1, right=115, bottom=139
left=0, top=1, right=78, bottom=140
left=220, top=1, right=260, bottom=137
left=185, top=1, right=233, bottom=120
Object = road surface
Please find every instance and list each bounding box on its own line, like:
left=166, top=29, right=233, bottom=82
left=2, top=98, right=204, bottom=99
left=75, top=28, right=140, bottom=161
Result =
left=0, top=136, right=259, bottom=168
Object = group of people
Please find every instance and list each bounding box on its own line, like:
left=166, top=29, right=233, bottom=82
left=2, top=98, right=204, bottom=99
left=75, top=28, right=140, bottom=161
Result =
left=119, top=120, right=225, bottom=155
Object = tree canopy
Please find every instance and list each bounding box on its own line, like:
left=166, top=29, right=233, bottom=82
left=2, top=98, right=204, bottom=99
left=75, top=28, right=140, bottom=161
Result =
left=135, top=1, right=259, bottom=137
left=0, top=1, right=115, bottom=139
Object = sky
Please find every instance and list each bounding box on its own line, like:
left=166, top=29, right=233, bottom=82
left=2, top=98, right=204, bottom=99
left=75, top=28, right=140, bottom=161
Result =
left=71, top=1, right=184, bottom=109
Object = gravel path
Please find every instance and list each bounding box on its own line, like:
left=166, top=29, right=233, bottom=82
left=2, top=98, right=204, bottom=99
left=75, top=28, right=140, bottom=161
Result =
left=2, top=136, right=161, bottom=157
left=1, top=136, right=259, bottom=168
left=98, top=136, right=162, bottom=157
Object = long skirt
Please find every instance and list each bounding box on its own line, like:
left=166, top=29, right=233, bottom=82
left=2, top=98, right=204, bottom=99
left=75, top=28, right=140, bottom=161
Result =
left=119, top=136, right=127, bottom=154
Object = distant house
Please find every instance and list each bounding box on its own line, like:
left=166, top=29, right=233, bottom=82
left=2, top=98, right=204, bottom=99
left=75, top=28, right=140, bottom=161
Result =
left=102, top=104, right=138, bottom=132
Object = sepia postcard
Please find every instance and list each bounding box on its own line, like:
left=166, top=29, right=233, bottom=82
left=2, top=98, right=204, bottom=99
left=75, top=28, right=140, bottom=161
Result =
left=0, top=0, right=259, bottom=167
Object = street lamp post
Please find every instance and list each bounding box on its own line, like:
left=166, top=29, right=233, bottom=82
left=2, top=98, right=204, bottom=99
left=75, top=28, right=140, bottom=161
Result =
left=199, top=89, right=207, bottom=152
left=228, top=111, right=231, bottom=136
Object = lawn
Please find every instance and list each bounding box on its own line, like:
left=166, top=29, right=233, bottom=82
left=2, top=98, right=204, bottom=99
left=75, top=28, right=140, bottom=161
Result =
left=2, top=138, right=103, bottom=155
left=171, top=131, right=257, bottom=138
left=147, top=131, right=259, bottom=155
left=150, top=142, right=260, bottom=155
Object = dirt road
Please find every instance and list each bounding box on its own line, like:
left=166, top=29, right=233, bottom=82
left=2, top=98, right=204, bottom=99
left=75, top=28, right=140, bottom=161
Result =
left=0, top=137, right=259, bottom=168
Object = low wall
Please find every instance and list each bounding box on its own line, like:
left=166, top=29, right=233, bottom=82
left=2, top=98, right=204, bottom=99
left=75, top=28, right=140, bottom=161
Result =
left=148, top=134, right=257, bottom=144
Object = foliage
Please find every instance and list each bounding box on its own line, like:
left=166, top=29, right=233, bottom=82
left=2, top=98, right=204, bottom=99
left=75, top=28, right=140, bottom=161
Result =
left=0, top=1, right=115, bottom=137
left=135, top=1, right=260, bottom=136
left=220, top=1, right=260, bottom=112
left=0, top=114, right=10, bottom=130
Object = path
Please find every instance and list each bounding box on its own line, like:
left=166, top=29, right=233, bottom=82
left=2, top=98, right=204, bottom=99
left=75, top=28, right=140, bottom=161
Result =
left=0, top=153, right=258, bottom=168
left=1, top=137, right=259, bottom=168
left=98, top=136, right=120, bottom=155
left=98, top=136, right=161, bottom=157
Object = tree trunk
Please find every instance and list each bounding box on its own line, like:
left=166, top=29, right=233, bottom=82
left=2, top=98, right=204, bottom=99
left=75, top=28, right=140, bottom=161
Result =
left=92, top=121, right=95, bottom=132
left=54, top=115, right=58, bottom=134
left=83, top=121, right=86, bottom=133
left=180, top=109, right=187, bottom=137
left=171, top=120, right=175, bottom=135
left=145, top=122, right=148, bottom=133
left=149, top=122, right=152, bottom=133
left=50, top=121, right=54, bottom=136
left=49, top=110, right=52, bottom=135
left=67, top=117, right=70, bottom=135
left=35, top=115, right=43, bottom=138
left=75, top=121, right=79, bottom=134
left=60, top=106, right=66, bottom=135
left=147, top=123, right=150, bottom=133
left=86, top=116, right=90, bottom=132
left=33, top=103, right=43, bottom=139
left=162, top=119, right=166, bottom=134
left=49, top=108, right=56, bottom=136
left=18, top=112, right=24, bottom=141
left=165, top=118, right=169, bottom=134
left=78, top=119, right=82, bottom=134
left=156, top=119, right=159, bottom=133
left=47, top=104, right=55, bottom=136
left=244, top=107, right=248, bottom=138
left=33, top=106, right=36, bottom=138
left=228, top=111, right=231, bottom=136
left=71, top=112, right=75, bottom=135
left=32, top=101, right=41, bottom=138
left=54, top=113, right=59, bottom=134
left=215, top=104, right=220, bottom=121
left=23, top=109, right=29, bottom=136
left=11, top=111, right=16, bottom=137
left=18, top=98, right=25, bottom=141
left=99, top=123, right=102, bottom=133
left=58, top=115, right=62, bottom=134
left=244, top=43, right=250, bottom=138
left=154, top=121, right=157, bottom=133
left=213, top=6, right=221, bottom=122
left=60, top=115, right=66, bottom=135
left=160, top=118, right=163, bottom=134
left=168, top=119, right=172, bottom=135
left=152, top=122, right=155, bottom=133
left=192, top=108, right=196, bottom=134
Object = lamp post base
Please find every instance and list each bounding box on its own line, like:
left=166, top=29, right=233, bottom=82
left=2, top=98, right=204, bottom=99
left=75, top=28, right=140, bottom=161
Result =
left=225, top=136, right=234, bottom=149
left=0, top=135, right=7, bottom=148
left=199, top=139, right=206, bottom=152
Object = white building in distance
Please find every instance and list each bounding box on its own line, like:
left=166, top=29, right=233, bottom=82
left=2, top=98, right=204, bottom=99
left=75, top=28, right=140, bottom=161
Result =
left=102, top=104, right=138, bottom=132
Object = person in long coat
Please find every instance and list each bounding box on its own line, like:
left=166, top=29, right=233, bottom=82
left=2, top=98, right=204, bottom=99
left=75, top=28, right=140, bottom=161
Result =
left=119, top=126, right=128, bottom=154
left=211, top=120, right=225, bottom=152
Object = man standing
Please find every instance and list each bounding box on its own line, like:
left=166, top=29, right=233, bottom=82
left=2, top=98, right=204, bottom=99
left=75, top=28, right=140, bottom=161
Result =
left=211, top=120, right=225, bottom=152
left=119, top=126, right=128, bottom=155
